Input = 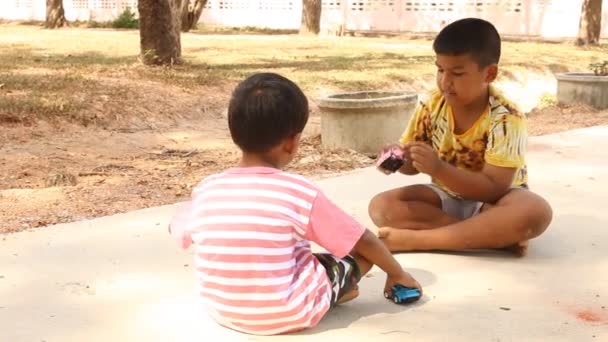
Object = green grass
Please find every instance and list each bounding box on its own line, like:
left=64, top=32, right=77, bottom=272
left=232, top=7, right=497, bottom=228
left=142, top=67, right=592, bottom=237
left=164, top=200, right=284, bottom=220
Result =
left=2, top=24, right=608, bottom=126
left=537, top=93, right=558, bottom=109
left=111, top=7, right=139, bottom=29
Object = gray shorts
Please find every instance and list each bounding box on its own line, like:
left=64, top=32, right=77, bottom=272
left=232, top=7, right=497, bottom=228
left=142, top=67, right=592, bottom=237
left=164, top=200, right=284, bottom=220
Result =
left=425, top=184, right=483, bottom=220
left=425, top=184, right=528, bottom=220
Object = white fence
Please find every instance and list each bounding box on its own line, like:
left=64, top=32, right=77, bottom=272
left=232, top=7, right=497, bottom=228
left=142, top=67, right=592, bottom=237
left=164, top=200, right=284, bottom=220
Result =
left=2, top=0, right=607, bottom=39
left=2, top=0, right=138, bottom=22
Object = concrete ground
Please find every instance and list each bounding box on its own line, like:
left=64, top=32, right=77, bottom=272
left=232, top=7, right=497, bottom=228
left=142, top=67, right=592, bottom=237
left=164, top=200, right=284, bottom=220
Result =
left=1, top=126, right=607, bottom=342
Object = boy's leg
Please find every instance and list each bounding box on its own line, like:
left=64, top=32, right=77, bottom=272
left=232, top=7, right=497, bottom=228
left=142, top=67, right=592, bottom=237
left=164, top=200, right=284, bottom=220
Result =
left=328, top=250, right=383, bottom=305
left=377, top=189, right=552, bottom=255
left=368, top=184, right=460, bottom=230
left=335, top=253, right=373, bottom=305
left=314, top=253, right=365, bottom=305
left=336, top=287, right=359, bottom=304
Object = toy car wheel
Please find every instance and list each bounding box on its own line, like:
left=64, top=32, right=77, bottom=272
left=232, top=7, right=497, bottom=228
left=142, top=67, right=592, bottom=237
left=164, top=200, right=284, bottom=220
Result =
left=393, top=296, right=399, bottom=304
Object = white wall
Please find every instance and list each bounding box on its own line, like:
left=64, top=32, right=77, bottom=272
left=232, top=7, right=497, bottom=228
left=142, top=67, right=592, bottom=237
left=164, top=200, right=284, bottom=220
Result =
left=1, top=0, right=607, bottom=39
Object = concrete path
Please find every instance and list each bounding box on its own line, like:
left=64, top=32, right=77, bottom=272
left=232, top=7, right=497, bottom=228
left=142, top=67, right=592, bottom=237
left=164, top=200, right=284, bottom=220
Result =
left=1, top=127, right=607, bottom=342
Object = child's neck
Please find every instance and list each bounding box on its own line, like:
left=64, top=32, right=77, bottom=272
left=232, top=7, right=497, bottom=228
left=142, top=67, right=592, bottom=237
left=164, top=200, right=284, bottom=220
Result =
left=451, top=88, right=490, bottom=134
left=239, top=152, right=282, bottom=169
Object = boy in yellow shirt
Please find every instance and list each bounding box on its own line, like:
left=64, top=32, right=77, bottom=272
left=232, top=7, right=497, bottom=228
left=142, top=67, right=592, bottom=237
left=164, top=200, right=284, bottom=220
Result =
left=369, top=18, right=552, bottom=256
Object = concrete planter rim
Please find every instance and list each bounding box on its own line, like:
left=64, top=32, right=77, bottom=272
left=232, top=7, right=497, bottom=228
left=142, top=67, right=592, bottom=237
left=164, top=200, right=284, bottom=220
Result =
left=318, top=90, right=418, bottom=110
left=556, top=72, right=608, bottom=83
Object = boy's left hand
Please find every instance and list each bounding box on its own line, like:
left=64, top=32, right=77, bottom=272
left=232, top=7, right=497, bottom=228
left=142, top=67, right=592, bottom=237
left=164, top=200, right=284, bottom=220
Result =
left=409, top=142, right=444, bottom=176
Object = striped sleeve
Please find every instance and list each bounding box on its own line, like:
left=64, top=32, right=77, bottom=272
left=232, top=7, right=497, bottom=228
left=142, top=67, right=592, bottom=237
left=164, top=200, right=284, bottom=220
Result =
left=307, top=191, right=365, bottom=258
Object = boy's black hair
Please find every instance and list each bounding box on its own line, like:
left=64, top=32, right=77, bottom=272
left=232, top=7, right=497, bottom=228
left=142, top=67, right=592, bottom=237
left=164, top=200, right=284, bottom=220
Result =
left=433, top=18, right=501, bottom=67
left=228, top=72, right=309, bottom=153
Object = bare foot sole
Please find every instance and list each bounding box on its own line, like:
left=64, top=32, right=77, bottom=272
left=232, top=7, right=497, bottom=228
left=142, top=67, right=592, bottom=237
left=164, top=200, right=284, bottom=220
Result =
left=502, top=240, right=529, bottom=257
left=337, top=286, right=359, bottom=305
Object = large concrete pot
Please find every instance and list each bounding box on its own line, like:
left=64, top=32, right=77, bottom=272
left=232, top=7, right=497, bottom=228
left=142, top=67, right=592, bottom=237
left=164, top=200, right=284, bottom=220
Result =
left=556, top=73, right=608, bottom=110
left=318, top=91, right=417, bottom=155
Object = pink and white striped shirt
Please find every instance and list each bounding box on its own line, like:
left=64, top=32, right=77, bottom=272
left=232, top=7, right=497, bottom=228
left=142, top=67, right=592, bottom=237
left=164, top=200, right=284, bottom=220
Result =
left=169, top=167, right=365, bottom=335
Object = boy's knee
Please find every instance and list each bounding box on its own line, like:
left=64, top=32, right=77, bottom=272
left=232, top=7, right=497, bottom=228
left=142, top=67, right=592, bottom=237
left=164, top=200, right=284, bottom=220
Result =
left=497, top=190, right=553, bottom=239
left=511, top=191, right=553, bottom=239
left=369, top=192, right=419, bottom=227
left=368, top=193, right=393, bottom=226
left=527, top=194, right=553, bottom=238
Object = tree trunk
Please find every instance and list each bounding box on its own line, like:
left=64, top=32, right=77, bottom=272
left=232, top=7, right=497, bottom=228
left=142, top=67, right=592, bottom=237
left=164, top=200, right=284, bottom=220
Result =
left=181, top=0, right=208, bottom=32
left=300, top=0, right=322, bottom=35
left=138, top=0, right=186, bottom=65
left=45, top=0, right=67, bottom=29
left=576, top=0, right=603, bottom=46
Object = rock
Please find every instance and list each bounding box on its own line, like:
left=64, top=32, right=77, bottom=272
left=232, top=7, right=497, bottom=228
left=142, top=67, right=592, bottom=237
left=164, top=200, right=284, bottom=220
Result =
left=45, top=172, right=77, bottom=187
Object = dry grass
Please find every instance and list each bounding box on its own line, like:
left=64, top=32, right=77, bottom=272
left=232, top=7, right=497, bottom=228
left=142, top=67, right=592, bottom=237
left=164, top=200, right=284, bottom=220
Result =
left=2, top=24, right=608, bottom=127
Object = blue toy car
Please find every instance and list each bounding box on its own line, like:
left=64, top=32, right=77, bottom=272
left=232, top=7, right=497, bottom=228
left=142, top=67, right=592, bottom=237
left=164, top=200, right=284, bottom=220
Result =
left=386, top=284, right=421, bottom=304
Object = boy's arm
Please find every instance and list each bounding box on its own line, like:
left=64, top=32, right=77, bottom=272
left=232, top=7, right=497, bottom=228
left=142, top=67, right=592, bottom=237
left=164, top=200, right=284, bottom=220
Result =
left=351, top=229, right=421, bottom=292
left=352, top=230, right=402, bottom=275
left=307, top=192, right=421, bottom=292
left=409, top=113, right=526, bottom=203
left=409, top=142, right=517, bottom=203
left=432, top=155, right=515, bottom=203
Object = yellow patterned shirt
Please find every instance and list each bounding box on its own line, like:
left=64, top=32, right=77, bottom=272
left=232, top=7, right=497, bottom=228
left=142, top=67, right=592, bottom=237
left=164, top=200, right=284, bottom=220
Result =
left=400, top=86, right=528, bottom=197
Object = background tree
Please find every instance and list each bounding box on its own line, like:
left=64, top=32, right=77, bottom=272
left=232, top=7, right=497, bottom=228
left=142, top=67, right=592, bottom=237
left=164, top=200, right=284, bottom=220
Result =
left=300, top=0, right=322, bottom=35
left=138, top=0, right=188, bottom=65
left=576, top=0, right=603, bottom=46
left=181, top=0, right=208, bottom=32
left=45, top=0, right=67, bottom=29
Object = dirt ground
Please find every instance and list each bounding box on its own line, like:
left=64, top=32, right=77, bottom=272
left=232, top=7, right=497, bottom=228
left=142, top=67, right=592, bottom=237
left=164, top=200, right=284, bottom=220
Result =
left=0, top=112, right=375, bottom=233
left=2, top=103, right=606, bottom=233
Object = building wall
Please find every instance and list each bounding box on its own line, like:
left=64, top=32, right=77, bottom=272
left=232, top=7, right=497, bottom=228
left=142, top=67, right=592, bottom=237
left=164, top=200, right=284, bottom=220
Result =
left=1, top=0, right=607, bottom=39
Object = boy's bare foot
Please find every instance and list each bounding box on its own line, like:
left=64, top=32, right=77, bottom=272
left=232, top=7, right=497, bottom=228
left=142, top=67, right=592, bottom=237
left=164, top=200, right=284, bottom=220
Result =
left=502, top=240, right=529, bottom=257
left=379, top=227, right=530, bottom=256
left=337, top=285, right=359, bottom=305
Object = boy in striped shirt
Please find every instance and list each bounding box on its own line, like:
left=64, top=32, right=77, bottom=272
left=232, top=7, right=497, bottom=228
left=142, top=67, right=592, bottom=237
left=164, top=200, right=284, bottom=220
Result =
left=169, top=72, right=421, bottom=335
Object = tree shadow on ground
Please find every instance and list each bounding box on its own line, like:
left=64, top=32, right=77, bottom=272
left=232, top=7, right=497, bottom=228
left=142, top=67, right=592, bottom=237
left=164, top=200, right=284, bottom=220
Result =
left=205, top=53, right=434, bottom=73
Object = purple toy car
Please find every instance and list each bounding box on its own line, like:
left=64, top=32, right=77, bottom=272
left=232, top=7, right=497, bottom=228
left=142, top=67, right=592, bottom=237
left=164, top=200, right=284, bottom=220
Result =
left=376, top=146, right=405, bottom=172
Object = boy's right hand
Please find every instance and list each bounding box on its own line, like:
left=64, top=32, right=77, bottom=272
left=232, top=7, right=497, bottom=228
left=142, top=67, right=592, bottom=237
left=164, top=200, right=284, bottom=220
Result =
left=384, top=270, right=422, bottom=297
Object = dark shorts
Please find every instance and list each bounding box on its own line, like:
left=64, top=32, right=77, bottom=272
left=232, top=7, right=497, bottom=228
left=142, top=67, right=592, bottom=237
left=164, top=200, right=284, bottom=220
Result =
left=314, top=253, right=362, bottom=306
